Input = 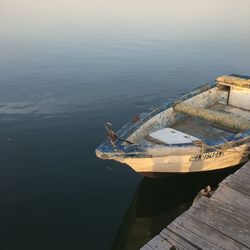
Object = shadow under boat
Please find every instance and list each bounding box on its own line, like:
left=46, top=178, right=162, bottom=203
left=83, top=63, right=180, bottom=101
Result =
left=111, top=164, right=242, bottom=250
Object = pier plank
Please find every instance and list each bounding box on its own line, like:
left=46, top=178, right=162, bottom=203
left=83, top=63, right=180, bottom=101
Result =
left=174, top=213, right=247, bottom=250
left=222, top=174, right=250, bottom=196
left=140, top=244, right=153, bottom=250
left=141, top=235, right=173, bottom=250
left=160, top=228, right=197, bottom=250
left=141, top=162, right=250, bottom=249
left=167, top=221, right=222, bottom=250
left=211, top=184, right=250, bottom=218
left=189, top=197, right=250, bottom=247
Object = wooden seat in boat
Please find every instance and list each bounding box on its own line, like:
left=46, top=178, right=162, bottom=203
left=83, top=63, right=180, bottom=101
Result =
left=173, top=103, right=250, bottom=131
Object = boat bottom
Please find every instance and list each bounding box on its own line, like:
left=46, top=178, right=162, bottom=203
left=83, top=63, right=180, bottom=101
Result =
left=139, top=163, right=243, bottom=177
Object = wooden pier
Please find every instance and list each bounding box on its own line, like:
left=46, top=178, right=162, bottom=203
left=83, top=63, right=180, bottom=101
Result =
left=141, top=162, right=250, bottom=250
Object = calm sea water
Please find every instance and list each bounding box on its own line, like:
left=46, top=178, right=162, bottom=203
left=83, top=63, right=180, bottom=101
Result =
left=0, top=1, right=250, bottom=249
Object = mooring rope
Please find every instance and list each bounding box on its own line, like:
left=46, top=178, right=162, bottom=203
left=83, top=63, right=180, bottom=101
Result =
left=193, top=137, right=250, bottom=158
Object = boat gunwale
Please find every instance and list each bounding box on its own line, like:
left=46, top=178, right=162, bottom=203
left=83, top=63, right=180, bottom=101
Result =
left=116, top=81, right=217, bottom=140
left=97, top=79, right=250, bottom=159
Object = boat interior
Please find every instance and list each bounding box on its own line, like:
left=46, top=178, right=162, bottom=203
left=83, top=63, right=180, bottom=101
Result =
left=172, top=103, right=250, bottom=142
left=127, top=76, right=250, bottom=146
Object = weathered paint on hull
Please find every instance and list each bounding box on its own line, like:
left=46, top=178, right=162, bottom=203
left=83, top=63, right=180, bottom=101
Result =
left=117, top=144, right=250, bottom=174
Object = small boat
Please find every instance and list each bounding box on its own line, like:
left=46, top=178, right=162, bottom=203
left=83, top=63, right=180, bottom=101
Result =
left=96, top=75, right=250, bottom=176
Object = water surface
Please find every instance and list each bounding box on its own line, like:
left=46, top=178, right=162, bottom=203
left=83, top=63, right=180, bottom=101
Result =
left=0, top=0, right=250, bottom=249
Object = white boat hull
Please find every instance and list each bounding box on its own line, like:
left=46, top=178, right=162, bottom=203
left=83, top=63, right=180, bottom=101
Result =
left=117, top=144, right=250, bottom=174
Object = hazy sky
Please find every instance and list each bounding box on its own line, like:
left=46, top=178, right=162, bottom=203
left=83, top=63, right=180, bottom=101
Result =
left=1, top=0, right=250, bottom=39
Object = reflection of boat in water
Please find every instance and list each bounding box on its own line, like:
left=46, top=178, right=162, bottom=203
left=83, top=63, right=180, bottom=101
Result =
left=96, top=75, right=250, bottom=176
left=111, top=166, right=240, bottom=250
